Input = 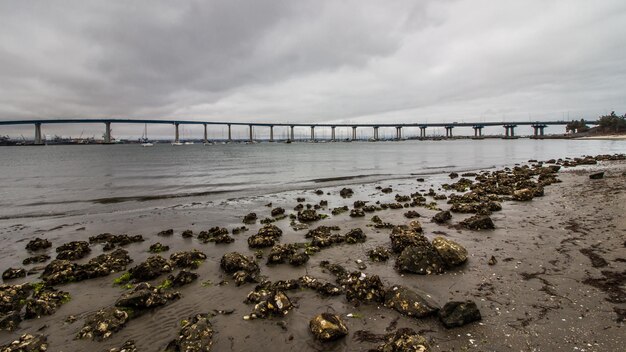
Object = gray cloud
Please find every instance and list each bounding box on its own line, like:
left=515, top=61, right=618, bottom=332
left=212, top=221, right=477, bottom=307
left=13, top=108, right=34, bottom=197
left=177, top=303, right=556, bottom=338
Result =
left=0, top=0, right=625, bottom=134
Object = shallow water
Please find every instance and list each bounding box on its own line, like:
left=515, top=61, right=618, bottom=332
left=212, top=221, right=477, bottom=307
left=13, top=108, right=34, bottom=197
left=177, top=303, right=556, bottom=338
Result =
left=0, top=139, right=624, bottom=220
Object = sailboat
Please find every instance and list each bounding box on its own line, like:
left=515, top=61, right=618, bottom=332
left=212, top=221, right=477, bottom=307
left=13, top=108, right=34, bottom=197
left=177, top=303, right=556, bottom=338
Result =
left=141, top=123, right=154, bottom=147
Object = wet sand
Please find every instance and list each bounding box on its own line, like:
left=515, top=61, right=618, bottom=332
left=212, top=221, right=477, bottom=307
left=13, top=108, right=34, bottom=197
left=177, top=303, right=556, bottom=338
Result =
left=0, top=157, right=624, bottom=351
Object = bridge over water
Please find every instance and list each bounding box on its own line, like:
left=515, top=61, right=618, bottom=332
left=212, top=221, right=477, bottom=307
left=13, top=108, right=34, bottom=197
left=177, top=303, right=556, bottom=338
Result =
left=0, top=118, right=598, bottom=144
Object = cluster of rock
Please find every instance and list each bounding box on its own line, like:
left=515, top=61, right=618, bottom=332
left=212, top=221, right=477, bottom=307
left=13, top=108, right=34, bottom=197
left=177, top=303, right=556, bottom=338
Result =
left=78, top=282, right=181, bottom=340
left=266, top=244, right=309, bottom=266
left=42, top=248, right=132, bottom=285
left=247, top=224, right=283, bottom=248
left=303, top=226, right=366, bottom=251
left=390, top=227, right=468, bottom=275
left=220, top=252, right=260, bottom=286
left=0, top=282, right=70, bottom=331
left=164, top=314, right=214, bottom=351
left=304, top=262, right=481, bottom=343
left=197, top=227, right=234, bottom=244
left=0, top=334, right=48, bottom=351
left=89, top=233, right=144, bottom=251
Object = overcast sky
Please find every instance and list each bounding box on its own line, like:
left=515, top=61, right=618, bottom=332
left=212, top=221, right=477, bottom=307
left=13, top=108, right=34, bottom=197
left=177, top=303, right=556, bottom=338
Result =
left=1, top=0, right=625, bottom=135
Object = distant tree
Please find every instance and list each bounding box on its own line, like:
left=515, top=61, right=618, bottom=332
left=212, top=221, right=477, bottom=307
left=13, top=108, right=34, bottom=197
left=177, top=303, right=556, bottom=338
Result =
left=597, top=111, right=626, bottom=133
left=566, top=119, right=589, bottom=133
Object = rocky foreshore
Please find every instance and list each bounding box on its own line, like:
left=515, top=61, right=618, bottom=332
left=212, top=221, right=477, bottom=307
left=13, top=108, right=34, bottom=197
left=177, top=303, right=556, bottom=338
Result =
left=0, top=153, right=625, bottom=351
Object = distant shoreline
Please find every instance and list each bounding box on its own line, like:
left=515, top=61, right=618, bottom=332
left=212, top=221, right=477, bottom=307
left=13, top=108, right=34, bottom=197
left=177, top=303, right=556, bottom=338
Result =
left=575, top=135, right=626, bottom=140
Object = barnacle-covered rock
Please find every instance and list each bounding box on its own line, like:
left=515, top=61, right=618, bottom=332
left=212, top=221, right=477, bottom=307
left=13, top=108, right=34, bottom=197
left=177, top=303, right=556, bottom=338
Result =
left=309, top=313, right=348, bottom=342
left=297, top=209, right=321, bottom=222
left=459, top=214, right=495, bottom=230
left=170, top=250, right=207, bottom=269
left=198, top=227, right=234, bottom=244
left=115, top=283, right=180, bottom=310
left=344, top=228, right=366, bottom=244
left=243, top=213, right=258, bottom=224
left=128, top=255, right=173, bottom=281
left=56, top=241, right=90, bottom=260
left=247, top=290, right=293, bottom=319
left=389, top=227, right=429, bottom=254
left=396, top=244, right=445, bottom=275
left=24, top=286, right=70, bottom=319
left=77, top=307, right=129, bottom=340
left=340, top=272, right=386, bottom=305
left=438, top=300, right=481, bottom=328
left=165, top=314, right=214, bottom=352
left=384, top=285, right=439, bottom=318
left=431, top=237, right=467, bottom=267
left=0, top=334, right=48, bottom=351
left=374, top=328, right=430, bottom=351
left=167, top=270, right=198, bottom=287
left=25, top=238, right=52, bottom=252
left=367, top=246, right=391, bottom=262
left=431, top=211, right=452, bottom=224
left=2, top=268, right=26, bottom=281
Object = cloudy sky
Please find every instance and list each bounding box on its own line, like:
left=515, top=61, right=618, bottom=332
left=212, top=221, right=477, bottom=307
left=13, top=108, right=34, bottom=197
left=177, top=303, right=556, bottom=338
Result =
left=1, top=0, right=625, bottom=137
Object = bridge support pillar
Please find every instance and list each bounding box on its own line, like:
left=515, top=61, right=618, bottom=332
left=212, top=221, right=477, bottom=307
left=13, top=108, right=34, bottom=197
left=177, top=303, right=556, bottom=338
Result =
left=351, top=126, right=357, bottom=141
left=104, top=122, right=112, bottom=144
left=373, top=126, right=379, bottom=140
left=331, top=126, right=336, bottom=141
left=310, top=126, right=315, bottom=141
left=419, top=126, right=426, bottom=138
left=396, top=126, right=402, bottom=140
left=269, top=126, right=274, bottom=142
left=174, top=123, right=180, bottom=143
left=34, top=123, right=42, bottom=145
left=290, top=126, right=295, bottom=141
left=473, top=126, right=483, bottom=137
left=227, top=124, right=232, bottom=142
left=532, top=124, right=547, bottom=138
left=203, top=124, right=208, bottom=144
left=249, top=125, right=253, bottom=142
left=503, top=124, right=517, bottom=138
left=445, top=126, right=453, bottom=138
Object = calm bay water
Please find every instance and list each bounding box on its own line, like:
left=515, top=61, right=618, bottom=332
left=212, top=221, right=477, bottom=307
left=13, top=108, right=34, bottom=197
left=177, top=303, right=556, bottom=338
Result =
left=0, top=139, right=624, bottom=220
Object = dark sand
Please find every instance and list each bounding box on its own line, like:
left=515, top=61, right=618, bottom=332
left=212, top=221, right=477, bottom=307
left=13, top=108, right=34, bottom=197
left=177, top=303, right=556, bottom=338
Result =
left=0, top=158, right=624, bottom=351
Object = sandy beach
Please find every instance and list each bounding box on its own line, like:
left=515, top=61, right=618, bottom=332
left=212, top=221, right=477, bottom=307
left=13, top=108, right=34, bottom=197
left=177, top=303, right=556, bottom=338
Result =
left=0, top=154, right=624, bottom=351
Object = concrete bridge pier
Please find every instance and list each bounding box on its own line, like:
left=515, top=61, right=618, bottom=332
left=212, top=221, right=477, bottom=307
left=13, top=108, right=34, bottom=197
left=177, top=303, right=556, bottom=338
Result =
left=227, top=124, right=232, bottom=142
left=445, top=126, right=454, bottom=138
left=174, top=123, right=180, bottom=143
left=473, top=125, right=484, bottom=137
left=249, top=125, right=253, bottom=142
left=34, top=123, right=43, bottom=145
left=269, top=125, right=274, bottom=142
left=396, top=126, right=402, bottom=140
left=419, top=126, right=427, bottom=138
left=351, top=126, right=357, bottom=141
left=532, top=124, right=547, bottom=137
left=310, top=126, right=315, bottom=141
left=290, top=126, right=295, bottom=141
left=503, top=124, right=517, bottom=138
left=203, top=124, right=208, bottom=144
left=104, top=122, right=112, bottom=144
left=373, top=126, right=379, bottom=140
left=331, top=126, right=336, bottom=141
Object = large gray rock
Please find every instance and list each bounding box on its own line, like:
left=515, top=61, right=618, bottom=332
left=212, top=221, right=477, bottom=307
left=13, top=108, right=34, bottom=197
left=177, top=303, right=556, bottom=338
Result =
left=431, top=237, right=467, bottom=268
left=438, top=300, right=481, bottom=328
left=384, top=285, right=439, bottom=318
left=395, top=244, right=445, bottom=275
